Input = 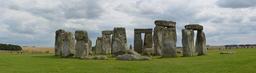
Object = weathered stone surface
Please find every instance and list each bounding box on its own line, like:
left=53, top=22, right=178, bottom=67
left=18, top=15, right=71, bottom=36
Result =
left=143, top=32, right=153, bottom=55
left=102, top=31, right=112, bottom=55
left=142, top=48, right=154, bottom=56
left=112, top=27, right=128, bottom=56
left=116, top=54, right=151, bottom=61
left=55, top=29, right=65, bottom=56
left=134, top=28, right=153, bottom=55
left=126, top=50, right=141, bottom=56
left=134, top=32, right=143, bottom=53
left=153, top=26, right=164, bottom=56
left=185, top=24, right=203, bottom=30
left=83, top=55, right=108, bottom=60
left=88, top=40, right=93, bottom=55
left=196, top=30, right=207, bottom=56
left=154, top=20, right=177, bottom=57
left=155, top=20, right=176, bottom=27
left=61, top=32, right=75, bottom=57
left=161, top=28, right=177, bottom=57
left=74, top=31, right=90, bottom=58
left=144, top=32, right=153, bottom=48
left=182, top=29, right=196, bottom=57
left=95, top=37, right=103, bottom=54
left=134, top=29, right=152, bottom=33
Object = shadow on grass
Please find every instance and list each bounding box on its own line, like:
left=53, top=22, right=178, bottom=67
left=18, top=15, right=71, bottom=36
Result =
left=31, top=55, right=84, bottom=61
left=31, top=55, right=60, bottom=59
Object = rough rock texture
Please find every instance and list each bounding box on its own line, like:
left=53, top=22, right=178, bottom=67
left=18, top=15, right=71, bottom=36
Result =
left=134, top=29, right=153, bottom=55
left=88, top=40, right=93, bottom=55
left=55, top=29, right=65, bottom=56
left=112, top=27, right=128, bottom=56
left=75, top=31, right=90, bottom=58
left=134, top=32, right=143, bottom=53
left=143, top=32, right=153, bottom=55
left=155, top=20, right=176, bottom=28
left=126, top=50, right=141, bottom=56
left=161, top=27, right=177, bottom=57
left=153, top=26, right=164, bottom=56
left=142, top=48, right=154, bottom=56
left=61, top=32, right=75, bottom=57
left=102, top=31, right=112, bottom=54
left=116, top=54, right=151, bottom=61
left=83, top=55, right=108, bottom=60
left=182, top=29, right=196, bottom=57
left=196, top=30, right=207, bottom=56
left=95, top=37, right=103, bottom=55
left=185, top=24, right=203, bottom=30
left=154, top=20, right=177, bottom=57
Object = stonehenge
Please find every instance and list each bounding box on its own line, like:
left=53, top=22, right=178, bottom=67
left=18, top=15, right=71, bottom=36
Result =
left=101, top=31, right=113, bottom=54
left=134, top=29, right=153, bottom=55
left=182, top=24, right=207, bottom=56
left=182, top=29, right=196, bottom=56
left=54, top=20, right=209, bottom=60
left=94, top=30, right=113, bottom=55
left=55, top=29, right=65, bottom=56
left=112, top=27, right=128, bottom=56
left=54, top=29, right=75, bottom=57
left=74, top=31, right=90, bottom=58
left=154, top=20, right=177, bottom=57
left=95, top=37, right=103, bottom=54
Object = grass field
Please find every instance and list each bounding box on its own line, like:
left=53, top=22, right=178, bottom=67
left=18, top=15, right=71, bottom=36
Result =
left=0, top=48, right=256, bottom=73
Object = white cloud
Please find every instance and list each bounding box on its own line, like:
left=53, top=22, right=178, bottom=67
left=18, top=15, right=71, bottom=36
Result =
left=0, top=0, right=255, bottom=47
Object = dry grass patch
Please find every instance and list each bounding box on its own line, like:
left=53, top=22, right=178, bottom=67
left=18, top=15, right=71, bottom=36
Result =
left=22, top=47, right=54, bottom=54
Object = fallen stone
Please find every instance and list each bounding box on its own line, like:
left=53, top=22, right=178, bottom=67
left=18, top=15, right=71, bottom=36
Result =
left=83, top=55, right=108, bottom=60
left=116, top=54, right=151, bottom=61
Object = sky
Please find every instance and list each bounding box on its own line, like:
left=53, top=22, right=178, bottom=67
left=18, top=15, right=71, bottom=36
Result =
left=0, top=0, right=256, bottom=47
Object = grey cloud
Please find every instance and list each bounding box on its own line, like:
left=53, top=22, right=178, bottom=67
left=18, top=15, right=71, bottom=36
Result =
left=250, top=16, right=256, bottom=22
left=216, top=0, right=256, bottom=8
left=61, top=0, right=103, bottom=19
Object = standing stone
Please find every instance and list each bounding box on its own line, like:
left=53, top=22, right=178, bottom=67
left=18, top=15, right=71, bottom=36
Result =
left=61, top=32, right=75, bottom=57
left=55, top=29, right=65, bottom=56
left=134, top=32, right=143, bottom=53
left=161, top=27, right=177, bottom=57
left=153, top=26, right=164, bottom=56
left=95, top=37, right=103, bottom=54
left=144, top=32, right=153, bottom=50
left=112, top=27, right=128, bottom=56
left=102, top=31, right=112, bottom=55
left=196, top=30, right=207, bottom=56
left=88, top=40, right=93, bottom=55
left=143, top=32, right=154, bottom=55
left=75, top=31, right=90, bottom=58
left=182, top=29, right=196, bottom=57
left=154, top=20, right=177, bottom=57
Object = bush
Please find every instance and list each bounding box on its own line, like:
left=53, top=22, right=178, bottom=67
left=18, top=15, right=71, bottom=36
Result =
left=0, top=43, right=22, bottom=51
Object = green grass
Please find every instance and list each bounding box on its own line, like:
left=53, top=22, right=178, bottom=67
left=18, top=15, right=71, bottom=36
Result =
left=0, top=48, right=256, bottom=73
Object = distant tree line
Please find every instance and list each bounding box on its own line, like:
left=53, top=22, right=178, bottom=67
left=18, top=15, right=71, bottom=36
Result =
left=0, top=43, right=22, bottom=51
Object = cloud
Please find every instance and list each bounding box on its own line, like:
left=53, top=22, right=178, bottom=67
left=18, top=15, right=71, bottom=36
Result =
left=0, top=0, right=256, bottom=47
left=216, top=0, right=256, bottom=8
